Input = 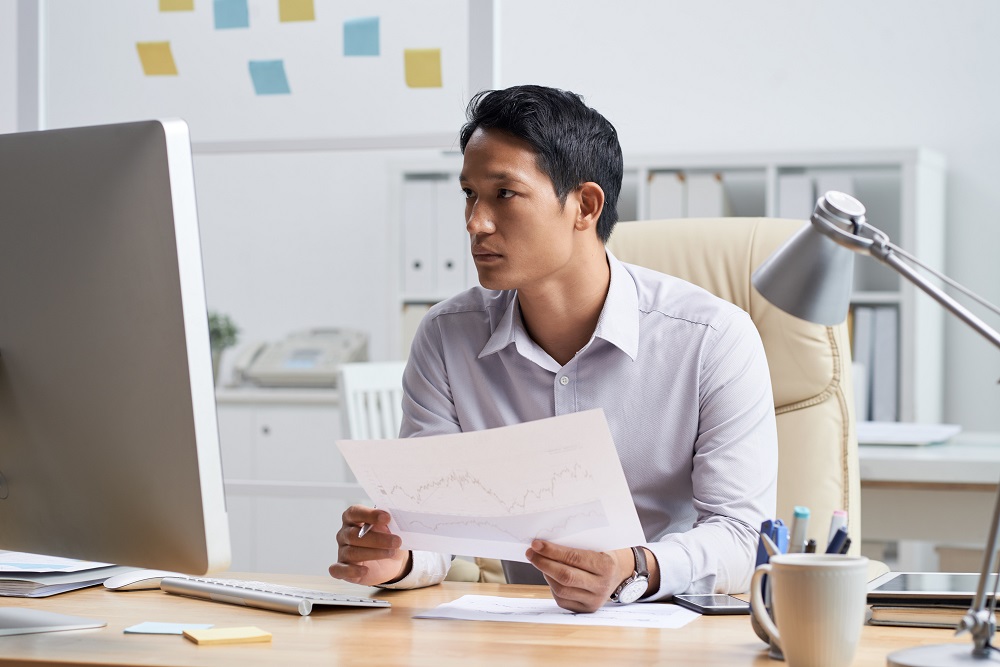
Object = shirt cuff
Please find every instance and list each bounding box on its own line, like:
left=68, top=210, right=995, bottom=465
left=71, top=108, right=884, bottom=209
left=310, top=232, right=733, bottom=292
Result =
left=375, top=551, right=450, bottom=590
left=642, top=541, right=694, bottom=602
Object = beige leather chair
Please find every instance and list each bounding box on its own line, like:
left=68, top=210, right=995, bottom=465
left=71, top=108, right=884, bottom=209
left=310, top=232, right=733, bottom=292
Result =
left=608, top=217, right=862, bottom=553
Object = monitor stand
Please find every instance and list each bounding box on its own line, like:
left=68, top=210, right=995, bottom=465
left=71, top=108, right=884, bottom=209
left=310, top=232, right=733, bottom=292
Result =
left=0, top=608, right=105, bottom=636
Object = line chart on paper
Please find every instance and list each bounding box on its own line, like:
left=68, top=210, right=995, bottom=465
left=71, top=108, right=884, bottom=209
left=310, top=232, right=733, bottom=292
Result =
left=336, top=409, right=645, bottom=561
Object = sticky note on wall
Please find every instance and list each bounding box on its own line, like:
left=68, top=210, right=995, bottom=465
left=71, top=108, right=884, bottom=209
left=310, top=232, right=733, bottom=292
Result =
left=214, top=0, right=249, bottom=29
left=344, top=17, right=379, bottom=56
left=249, top=60, right=291, bottom=95
left=404, top=49, right=442, bottom=88
left=279, top=0, right=315, bottom=22
left=136, top=42, right=178, bottom=76
left=160, top=0, right=194, bottom=11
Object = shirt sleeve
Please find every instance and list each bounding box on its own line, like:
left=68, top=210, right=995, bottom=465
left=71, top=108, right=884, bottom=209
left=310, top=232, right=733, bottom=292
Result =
left=378, top=312, right=462, bottom=589
left=643, top=310, right=778, bottom=601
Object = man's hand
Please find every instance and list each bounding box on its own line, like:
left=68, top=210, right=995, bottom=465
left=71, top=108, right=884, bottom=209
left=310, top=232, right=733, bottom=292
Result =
left=329, top=505, right=410, bottom=586
left=525, top=540, right=644, bottom=613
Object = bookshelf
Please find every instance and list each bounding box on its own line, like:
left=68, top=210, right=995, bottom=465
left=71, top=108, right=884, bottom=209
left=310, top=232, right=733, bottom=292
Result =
left=392, top=149, right=946, bottom=423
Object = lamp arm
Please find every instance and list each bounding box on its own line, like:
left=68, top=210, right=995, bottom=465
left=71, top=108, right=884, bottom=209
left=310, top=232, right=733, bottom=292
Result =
left=872, top=246, right=1000, bottom=655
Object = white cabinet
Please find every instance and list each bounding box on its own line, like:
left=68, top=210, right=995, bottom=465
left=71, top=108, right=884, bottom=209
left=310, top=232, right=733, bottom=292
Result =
left=393, top=149, right=946, bottom=422
left=216, top=389, right=367, bottom=575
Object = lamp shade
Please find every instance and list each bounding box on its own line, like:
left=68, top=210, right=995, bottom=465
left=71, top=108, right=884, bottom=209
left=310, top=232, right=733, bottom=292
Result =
left=751, top=196, right=859, bottom=326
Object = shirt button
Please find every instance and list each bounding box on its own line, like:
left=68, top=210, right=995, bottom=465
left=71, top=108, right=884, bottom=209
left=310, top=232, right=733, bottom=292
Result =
left=560, top=376, right=569, bottom=386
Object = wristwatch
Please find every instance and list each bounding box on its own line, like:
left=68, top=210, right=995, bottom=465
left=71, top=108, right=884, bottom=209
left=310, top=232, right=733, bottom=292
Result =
left=610, top=546, right=649, bottom=604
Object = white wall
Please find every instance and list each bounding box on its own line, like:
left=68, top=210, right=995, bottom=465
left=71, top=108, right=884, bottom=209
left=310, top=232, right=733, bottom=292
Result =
left=497, top=0, right=1000, bottom=431
left=0, top=0, right=17, bottom=133
left=17, top=1, right=1000, bottom=429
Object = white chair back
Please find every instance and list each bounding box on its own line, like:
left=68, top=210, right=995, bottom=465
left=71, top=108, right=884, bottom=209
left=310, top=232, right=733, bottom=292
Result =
left=338, top=361, right=407, bottom=440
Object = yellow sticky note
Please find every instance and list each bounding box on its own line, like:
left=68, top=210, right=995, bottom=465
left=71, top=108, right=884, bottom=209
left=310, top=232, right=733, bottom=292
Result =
left=160, top=0, right=194, bottom=11
left=183, top=626, right=272, bottom=646
left=279, top=0, right=315, bottom=22
left=136, top=42, right=178, bottom=76
left=404, top=49, right=442, bottom=88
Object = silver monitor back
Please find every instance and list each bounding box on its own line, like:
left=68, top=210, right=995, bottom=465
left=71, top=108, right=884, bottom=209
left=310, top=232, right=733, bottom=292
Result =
left=0, top=119, right=230, bottom=575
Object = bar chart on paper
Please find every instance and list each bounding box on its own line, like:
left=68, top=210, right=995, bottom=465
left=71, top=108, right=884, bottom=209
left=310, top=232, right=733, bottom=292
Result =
left=337, top=410, right=645, bottom=561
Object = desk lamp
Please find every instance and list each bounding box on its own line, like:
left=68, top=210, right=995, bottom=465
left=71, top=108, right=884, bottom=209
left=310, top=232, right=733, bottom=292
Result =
left=752, top=191, right=1000, bottom=666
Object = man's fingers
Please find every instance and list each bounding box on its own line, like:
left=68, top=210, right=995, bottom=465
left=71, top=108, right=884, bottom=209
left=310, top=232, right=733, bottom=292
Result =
left=529, top=540, right=607, bottom=576
left=342, top=504, right=391, bottom=528
left=328, top=561, right=369, bottom=584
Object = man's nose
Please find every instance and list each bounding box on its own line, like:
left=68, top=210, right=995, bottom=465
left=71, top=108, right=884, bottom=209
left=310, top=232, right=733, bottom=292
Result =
left=466, top=202, right=496, bottom=234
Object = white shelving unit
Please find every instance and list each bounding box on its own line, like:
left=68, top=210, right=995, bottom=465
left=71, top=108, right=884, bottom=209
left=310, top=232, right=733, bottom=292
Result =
left=215, top=388, right=366, bottom=575
left=393, top=149, right=946, bottom=423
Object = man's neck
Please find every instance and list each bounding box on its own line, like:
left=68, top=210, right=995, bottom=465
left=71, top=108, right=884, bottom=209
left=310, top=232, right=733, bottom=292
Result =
left=518, top=247, right=611, bottom=367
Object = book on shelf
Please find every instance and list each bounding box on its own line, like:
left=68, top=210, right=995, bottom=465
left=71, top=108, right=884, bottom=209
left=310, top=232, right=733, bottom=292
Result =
left=868, top=604, right=968, bottom=629
left=870, top=305, right=899, bottom=422
left=851, top=305, right=875, bottom=421
left=647, top=171, right=685, bottom=219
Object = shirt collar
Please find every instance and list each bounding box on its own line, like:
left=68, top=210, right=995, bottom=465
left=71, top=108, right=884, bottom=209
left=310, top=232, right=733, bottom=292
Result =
left=477, top=248, right=639, bottom=364
left=595, top=249, right=640, bottom=361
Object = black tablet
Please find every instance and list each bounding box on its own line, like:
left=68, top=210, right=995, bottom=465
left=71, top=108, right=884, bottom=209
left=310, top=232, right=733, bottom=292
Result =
left=867, top=572, right=998, bottom=604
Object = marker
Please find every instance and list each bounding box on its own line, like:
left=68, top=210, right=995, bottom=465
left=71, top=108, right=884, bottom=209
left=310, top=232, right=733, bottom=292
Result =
left=826, top=526, right=849, bottom=554
left=838, top=537, right=852, bottom=555
left=804, top=539, right=817, bottom=554
left=828, top=510, right=848, bottom=545
left=789, top=506, right=810, bottom=553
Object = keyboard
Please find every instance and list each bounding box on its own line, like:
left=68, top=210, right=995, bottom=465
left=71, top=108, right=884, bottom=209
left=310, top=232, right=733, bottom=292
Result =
left=159, top=577, right=391, bottom=616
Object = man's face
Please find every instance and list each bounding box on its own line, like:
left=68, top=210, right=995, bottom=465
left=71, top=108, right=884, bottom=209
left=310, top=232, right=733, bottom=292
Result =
left=459, top=128, right=580, bottom=292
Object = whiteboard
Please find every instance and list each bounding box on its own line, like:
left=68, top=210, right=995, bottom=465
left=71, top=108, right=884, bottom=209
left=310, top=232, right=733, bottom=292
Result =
left=43, top=0, right=470, bottom=143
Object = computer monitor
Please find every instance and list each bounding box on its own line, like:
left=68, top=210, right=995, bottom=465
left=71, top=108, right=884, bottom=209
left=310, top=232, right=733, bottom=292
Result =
left=0, top=120, right=231, bottom=631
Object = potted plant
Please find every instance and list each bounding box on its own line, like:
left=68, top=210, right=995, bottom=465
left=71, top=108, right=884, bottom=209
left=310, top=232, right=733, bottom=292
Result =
left=208, top=311, right=239, bottom=382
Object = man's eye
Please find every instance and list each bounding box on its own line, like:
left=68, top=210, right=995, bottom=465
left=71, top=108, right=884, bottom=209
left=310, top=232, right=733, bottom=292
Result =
left=461, top=188, right=474, bottom=199
left=498, top=189, right=515, bottom=199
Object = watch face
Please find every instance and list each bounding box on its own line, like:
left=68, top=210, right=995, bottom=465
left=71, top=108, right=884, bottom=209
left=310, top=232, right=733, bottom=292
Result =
left=616, top=578, right=648, bottom=604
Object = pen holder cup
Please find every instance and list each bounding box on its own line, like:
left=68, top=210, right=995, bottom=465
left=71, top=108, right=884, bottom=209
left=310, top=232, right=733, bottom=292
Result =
left=749, top=554, right=869, bottom=667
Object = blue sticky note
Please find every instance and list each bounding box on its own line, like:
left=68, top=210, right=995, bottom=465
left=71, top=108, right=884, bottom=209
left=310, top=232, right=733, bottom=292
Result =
left=344, top=17, right=379, bottom=56
left=249, top=60, right=291, bottom=95
left=214, top=0, right=249, bottom=29
left=125, top=622, right=214, bottom=635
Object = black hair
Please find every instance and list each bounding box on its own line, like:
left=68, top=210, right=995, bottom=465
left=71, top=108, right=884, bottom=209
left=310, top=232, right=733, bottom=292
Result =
left=459, top=85, right=623, bottom=243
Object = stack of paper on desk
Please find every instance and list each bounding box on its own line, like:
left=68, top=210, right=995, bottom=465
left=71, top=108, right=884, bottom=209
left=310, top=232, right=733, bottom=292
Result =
left=0, top=551, right=132, bottom=597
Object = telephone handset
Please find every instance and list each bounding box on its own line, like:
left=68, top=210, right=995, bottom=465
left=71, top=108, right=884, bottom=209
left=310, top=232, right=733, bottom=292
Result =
left=232, top=328, right=368, bottom=388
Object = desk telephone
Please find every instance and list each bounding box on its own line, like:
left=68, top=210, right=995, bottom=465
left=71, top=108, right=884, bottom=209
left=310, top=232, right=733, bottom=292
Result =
left=232, top=328, right=368, bottom=388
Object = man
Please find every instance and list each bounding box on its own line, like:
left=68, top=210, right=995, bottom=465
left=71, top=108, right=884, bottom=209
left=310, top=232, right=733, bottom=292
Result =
left=330, top=85, right=777, bottom=613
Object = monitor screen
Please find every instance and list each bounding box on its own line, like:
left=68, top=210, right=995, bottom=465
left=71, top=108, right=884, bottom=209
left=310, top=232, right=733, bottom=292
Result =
left=0, top=120, right=230, bottom=578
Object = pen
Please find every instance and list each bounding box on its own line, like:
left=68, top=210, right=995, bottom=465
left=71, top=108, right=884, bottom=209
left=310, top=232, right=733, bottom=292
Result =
left=804, top=538, right=817, bottom=554
left=828, top=509, right=848, bottom=544
left=826, top=526, right=849, bottom=554
left=358, top=505, right=378, bottom=538
left=760, top=532, right=780, bottom=558
left=838, top=537, right=852, bottom=555
left=789, top=506, right=810, bottom=553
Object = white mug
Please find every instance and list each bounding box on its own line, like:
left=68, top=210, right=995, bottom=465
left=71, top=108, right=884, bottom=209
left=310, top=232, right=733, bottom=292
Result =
left=750, top=554, right=869, bottom=667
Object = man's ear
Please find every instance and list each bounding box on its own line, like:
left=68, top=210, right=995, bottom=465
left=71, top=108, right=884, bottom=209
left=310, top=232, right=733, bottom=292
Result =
left=575, top=182, right=605, bottom=232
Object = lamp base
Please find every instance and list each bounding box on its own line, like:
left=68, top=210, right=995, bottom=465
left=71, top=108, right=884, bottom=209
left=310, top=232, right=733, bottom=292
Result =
left=887, top=644, right=1000, bottom=666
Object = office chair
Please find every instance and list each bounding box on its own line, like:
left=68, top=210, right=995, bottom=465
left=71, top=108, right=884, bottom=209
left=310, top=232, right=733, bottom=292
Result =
left=338, top=361, right=408, bottom=440
left=608, top=217, right=865, bottom=554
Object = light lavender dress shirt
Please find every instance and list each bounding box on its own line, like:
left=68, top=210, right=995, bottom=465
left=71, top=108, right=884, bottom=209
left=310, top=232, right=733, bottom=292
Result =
left=384, top=250, right=778, bottom=601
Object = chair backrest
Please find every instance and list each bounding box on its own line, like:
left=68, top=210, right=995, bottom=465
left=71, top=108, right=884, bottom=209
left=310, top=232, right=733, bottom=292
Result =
left=338, top=361, right=407, bottom=440
left=607, top=217, right=861, bottom=552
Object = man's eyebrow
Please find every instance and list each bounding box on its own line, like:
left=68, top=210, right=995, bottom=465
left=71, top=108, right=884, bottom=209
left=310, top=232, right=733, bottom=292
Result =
left=458, top=171, right=530, bottom=186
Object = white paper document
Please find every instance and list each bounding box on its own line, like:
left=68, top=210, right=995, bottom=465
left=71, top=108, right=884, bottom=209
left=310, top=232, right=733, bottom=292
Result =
left=0, top=551, right=111, bottom=573
left=414, top=595, right=700, bottom=629
left=336, top=409, right=645, bottom=562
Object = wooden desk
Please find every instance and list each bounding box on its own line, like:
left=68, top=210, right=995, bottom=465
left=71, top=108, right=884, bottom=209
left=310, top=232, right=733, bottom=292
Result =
left=0, top=575, right=972, bottom=666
